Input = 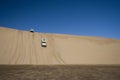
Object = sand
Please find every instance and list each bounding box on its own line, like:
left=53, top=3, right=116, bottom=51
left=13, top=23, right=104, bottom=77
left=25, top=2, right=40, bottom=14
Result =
left=0, top=27, right=120, bottom=65
left=0, top=65, right=120, bottom=80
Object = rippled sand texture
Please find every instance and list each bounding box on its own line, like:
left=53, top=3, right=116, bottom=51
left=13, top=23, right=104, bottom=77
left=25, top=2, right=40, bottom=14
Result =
left=0, top=27, right=120, bottom=64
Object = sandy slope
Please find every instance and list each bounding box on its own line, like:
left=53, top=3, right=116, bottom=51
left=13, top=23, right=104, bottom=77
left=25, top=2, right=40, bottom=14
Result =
left=0, top=27, right=120, bottom=64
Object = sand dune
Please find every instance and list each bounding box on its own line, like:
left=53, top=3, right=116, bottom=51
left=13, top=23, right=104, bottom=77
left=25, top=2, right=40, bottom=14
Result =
left=0, top=27, right=120, bottom=65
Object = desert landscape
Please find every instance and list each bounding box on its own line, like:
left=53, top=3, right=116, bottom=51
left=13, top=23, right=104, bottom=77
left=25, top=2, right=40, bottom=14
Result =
left=0, top=27, right=120, bottom=64
left=0, top=27, right=120, bottom=80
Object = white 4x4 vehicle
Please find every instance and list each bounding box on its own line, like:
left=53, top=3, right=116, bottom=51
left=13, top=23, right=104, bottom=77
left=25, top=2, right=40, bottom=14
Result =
left=41, top=38, right=47, bottom=47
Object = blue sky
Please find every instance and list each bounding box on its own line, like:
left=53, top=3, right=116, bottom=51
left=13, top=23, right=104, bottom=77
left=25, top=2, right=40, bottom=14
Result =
left=0, top=0, right=120, bottom=39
